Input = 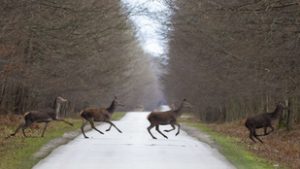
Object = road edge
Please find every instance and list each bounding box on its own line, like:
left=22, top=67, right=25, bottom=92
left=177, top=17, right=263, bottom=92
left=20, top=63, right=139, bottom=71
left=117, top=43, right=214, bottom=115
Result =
left=32, top=128, right=84, bottom=160
left=181, top=124, right=218, bottom=148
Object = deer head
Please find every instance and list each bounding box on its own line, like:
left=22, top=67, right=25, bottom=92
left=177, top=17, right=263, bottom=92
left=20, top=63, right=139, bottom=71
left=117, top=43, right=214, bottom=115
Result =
left=114, top=96, right=125, bottom=107
left=182, top=99, right=193, bottom=109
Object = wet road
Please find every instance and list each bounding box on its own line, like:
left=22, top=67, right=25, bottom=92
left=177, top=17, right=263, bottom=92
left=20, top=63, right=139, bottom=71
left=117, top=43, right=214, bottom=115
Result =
left=33, top=112, right=235, bottom=169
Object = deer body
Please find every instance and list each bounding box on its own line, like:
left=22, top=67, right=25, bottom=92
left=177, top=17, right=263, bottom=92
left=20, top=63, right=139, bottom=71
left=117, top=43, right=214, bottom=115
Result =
left=147, top=99, right=189, bottom=139
left=80, top=97, right=123, bottom=138
left=148, top=112, right=177, bottom=125
left=10, top=110, right=73, bottom=137
left=245, top=103, right=285, bottom=143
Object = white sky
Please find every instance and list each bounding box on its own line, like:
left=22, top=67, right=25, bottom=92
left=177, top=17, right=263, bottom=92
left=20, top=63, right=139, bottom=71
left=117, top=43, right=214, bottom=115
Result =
left=122, top=0, right=171, bottom=58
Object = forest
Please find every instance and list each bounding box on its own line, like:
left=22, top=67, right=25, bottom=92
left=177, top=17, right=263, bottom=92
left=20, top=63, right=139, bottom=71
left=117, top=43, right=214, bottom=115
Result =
left=163, top=0, right=300, bottom=129
left=0, top=0, right=163, bottom=113
left=0, top=0, right=300, bottom=129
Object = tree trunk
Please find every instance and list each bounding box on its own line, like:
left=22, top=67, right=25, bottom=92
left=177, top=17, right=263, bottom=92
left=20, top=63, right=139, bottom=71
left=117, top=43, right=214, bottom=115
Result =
left=286, top=98, right=293, bottom=130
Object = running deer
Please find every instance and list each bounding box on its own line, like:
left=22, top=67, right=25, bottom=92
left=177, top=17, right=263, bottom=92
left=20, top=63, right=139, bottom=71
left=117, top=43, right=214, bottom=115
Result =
left=245, top=103, right=286, bottom=143
left=147, top=99, right=192, bottom=139
left=10, top=109, right=73, bottom=137
left=80, top=96, right=124, bottom=138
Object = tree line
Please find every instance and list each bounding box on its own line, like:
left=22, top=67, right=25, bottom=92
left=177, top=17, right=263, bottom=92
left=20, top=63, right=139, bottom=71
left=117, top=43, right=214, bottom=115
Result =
left=163, top=0, right=300, bottom=128
left=0, top=0, right=163, bottom=114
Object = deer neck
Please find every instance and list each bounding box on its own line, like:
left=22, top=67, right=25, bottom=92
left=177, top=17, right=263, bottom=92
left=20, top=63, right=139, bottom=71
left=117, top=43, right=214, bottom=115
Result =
left=106, top=100, right=116, bottom=114
left=173, top=101, right=184, bottom=116
left=271, top=106, right=283, bottom=119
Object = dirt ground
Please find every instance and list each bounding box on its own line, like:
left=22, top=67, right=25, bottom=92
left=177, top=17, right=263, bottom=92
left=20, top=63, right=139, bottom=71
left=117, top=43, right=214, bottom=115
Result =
left=207, top=120, right=300, bottom=169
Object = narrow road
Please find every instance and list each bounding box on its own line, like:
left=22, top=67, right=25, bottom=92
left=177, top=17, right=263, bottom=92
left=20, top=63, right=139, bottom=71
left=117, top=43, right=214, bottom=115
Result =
left=33, top=112, right=235, bottom=169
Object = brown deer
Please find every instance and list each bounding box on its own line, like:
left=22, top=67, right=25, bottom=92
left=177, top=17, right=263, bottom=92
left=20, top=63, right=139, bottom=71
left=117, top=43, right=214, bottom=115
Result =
left=147, top=99, right=191, bottom=139
left=10, top=109, right=73, bottom=137
left=245, top=103, right=286, bottom=143
left=80, top=96, right=124, bottom=138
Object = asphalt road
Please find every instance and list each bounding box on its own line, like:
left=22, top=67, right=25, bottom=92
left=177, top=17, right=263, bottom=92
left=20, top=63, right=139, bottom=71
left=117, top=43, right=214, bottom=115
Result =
left=33, top=112, right=235, bottom=169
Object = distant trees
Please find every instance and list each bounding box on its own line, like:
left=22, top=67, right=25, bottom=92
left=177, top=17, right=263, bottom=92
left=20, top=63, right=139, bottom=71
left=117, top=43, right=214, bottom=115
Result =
left=163, top=0, right=300, bottom=127
left=0, top=0, right=161, bottom=114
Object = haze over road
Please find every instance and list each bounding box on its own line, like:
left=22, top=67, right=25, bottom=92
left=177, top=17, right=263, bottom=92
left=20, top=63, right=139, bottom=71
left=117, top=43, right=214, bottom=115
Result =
left=33, top=112, right=235, bottom=169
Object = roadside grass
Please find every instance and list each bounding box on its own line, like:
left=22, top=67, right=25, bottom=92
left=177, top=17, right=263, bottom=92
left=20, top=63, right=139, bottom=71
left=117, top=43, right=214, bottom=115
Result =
left=0, top=112, right=126, bottom=169
left=0, top=118, right=82, bottom=169
left=183, top=121, right=280, bottom=169
left=111, top=112, right=126, bottom=121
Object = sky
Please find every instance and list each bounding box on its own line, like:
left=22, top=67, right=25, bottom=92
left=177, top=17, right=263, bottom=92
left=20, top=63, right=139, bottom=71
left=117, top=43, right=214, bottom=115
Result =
left=121, top=0, right=171, bottom=58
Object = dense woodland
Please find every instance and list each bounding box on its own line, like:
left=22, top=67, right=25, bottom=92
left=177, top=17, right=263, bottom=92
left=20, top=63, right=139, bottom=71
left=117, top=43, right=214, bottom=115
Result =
left=1, top=0, right=300, bottom=129
left=163, top=0, right=300, bottom=128
left=0, top=0, right=163, bottom=113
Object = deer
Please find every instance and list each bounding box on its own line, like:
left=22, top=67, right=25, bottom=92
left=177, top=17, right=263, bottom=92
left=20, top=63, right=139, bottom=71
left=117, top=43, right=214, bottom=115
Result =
left=80, top=96, right=124, bottom=138
left=245, top=102, right=286, bottom=143
left=10, top=109, right=73, bottom=137
left=147, top=99, right=192, bottom=139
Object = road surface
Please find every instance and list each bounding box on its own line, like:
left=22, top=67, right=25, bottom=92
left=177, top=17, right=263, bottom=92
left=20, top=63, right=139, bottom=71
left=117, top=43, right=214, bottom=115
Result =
left=33, top=112, right=235, bottom=169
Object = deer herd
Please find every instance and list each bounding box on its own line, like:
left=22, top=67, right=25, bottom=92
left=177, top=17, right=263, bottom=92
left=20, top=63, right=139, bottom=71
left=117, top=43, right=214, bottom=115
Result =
left=7, top=96, right=287, bottom=143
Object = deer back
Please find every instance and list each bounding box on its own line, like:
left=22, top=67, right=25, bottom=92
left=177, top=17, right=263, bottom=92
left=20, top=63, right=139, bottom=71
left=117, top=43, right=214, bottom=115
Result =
left=25, top=110, right=54, bottom=123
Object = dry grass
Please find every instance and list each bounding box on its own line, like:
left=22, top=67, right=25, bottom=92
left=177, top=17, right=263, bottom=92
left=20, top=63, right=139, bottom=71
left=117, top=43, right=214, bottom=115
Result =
left=0, top=114, right=44, bottom=139
left=207, top=120, right=300, bottom=169
left=0, top=114, right=82, bottom=169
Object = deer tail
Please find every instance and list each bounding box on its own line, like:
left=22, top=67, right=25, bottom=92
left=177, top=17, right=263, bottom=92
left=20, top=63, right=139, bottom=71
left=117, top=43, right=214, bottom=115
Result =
left=79, top=110, right=85, bottom=117
left=80, top=110, right=92, bottom=119
left=24, top=111, right=32, bottom=122
left=147, top=113, right=153, bottom=122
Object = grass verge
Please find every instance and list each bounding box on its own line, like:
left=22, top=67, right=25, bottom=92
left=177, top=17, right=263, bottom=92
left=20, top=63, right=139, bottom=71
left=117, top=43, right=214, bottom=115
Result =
left=184, top=122, right=280, bottom=169
left=111, top=112, right=126, bottom=121
left=0, top=112, right=126, bottom=169
left=0, top=118, right=82, bottom=169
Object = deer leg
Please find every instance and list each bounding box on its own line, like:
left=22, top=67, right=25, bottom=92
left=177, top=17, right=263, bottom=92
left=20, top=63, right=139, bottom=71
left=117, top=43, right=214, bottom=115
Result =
left=249, top=128, right=256, bottom=143
left=175, top=123, right=181, bottom=136
left=55, top=119, right=73, bottom=126
left=155, top=125, right=168, bottom=139
left=104, top=120, right=122, bottom=133
left=88, top=120, right=104, bottom=135
left=10, top=122, right=25, bottom=137
left=81, top=120, right=89, bottom=138
left=269, top=125, right=274, bottom=133
left=257, top=125, right=274, bottom=136
left=253, top=130, right=263, bottom=144
left=164, top=124, right=175, bottom=132
left=147, top=124, right=157, bottom=139
left=105, top=123, right=113, bottom=132
left=263, top=127, right=268, bottom=135
left=41, top=122, right=49, bottom=137
left=21, top=120, right=32, bottom=137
